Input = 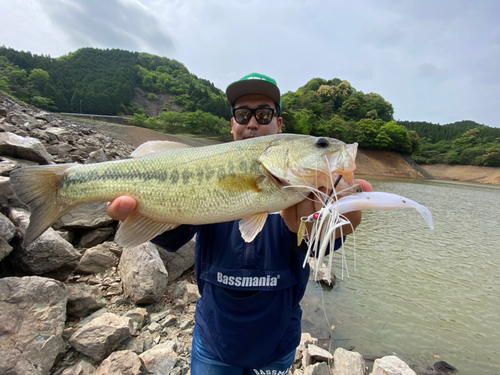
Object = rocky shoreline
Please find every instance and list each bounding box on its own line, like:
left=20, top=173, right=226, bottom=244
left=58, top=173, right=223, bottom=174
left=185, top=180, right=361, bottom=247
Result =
left=1, top=92, right=452, bottom=375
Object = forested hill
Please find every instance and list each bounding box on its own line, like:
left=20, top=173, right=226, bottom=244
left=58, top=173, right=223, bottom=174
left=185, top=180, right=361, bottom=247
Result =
left=0, top=46, right=230, bottom=118
left=398, top=120, right=500, bottom=166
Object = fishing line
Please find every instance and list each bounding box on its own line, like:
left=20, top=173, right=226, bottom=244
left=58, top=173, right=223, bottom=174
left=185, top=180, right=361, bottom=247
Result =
left=325, top=174, right=343, bottom=205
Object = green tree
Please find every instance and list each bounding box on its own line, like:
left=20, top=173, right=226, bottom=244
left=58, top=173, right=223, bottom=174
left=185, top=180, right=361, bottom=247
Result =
left=294, top=109, right=315, bottom=135
left=28, top=68, right=50, bottom=93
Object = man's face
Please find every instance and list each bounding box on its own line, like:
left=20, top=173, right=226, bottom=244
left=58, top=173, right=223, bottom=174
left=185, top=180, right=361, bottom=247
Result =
left=231, top=94, right=283, bottom=141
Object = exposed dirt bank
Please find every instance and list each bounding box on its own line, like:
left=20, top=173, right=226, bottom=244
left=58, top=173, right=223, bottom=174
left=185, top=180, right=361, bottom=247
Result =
left=355, top=149, right=426, bottom=180
left=420, top=164, right=500, bottom=185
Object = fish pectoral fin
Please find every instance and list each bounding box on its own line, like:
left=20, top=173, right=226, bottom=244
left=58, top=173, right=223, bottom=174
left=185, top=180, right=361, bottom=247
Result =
left=217, top=174, right=265, bottom=193
left=130, top=140, right=191, bottom=158
left=239, top=212, right=268, bottom=242
left=114, top=212, right=179, bottom=248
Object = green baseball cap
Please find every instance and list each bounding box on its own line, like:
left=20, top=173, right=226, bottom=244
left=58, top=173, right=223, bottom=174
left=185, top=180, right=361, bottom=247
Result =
left=226, top=72, right=281, bottom=109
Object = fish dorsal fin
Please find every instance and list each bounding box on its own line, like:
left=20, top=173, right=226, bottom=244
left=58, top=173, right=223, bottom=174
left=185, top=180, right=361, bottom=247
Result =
left=114, top=212, right=179, bottom=248
left=217, top=174, right=265, bottom=193
left=239, top=212, right=268, bottom=242
left=130, top=140, right=191, bottom=158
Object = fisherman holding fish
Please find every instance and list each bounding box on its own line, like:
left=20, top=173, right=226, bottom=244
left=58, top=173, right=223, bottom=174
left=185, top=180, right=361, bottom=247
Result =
left=107, top=73, right=373, bottom=374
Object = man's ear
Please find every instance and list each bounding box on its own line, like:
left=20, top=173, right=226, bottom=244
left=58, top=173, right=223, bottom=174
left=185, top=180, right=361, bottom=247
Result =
left=277, top=117, right=283, bottom=134
left=230, top=117, right=236, bottom=135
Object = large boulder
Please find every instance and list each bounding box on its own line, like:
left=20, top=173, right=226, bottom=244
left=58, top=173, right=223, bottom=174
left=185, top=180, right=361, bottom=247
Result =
left=8, top=208, right=81, bottom=280
left=119, top=242, right=169, bottom=304
left=69, top=312, right=133, bottom=361
left=0, top=212, right=16, bottom=242
left=94, top=350, right=146, bottom=375
left=9, top=208, right=80, bottom=280
left=75, top=241, right=120, bottom=274
left=332, top=347, right=366, bottom=375
left=0, top=131, right=53, bottom=164
left=0, top=276, right=67, bottom=375
left=139, top=341, right=178, bottom=374
left=370, top=355, right=417, bottom=375
left=0, top=236, right=13, bottom=262
left=66, top=284, right=106, bottom=319
left=155, top=238, right=195, bottom=284
left=0, top=176, right=26, bottom=209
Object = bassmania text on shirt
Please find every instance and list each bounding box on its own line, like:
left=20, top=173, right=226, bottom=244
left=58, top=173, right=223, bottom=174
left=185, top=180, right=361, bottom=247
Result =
left=217, top=272, right=280, bottom=287
left=252, top=368, right=291, bottom=375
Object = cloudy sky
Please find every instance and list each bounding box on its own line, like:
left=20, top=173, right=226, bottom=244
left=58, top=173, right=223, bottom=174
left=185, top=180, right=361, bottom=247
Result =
left=1, top=0, right=499, bottom=127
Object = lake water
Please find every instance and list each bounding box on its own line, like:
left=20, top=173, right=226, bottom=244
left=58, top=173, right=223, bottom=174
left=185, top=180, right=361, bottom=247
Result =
left=301, top=179, right=500, bottom=374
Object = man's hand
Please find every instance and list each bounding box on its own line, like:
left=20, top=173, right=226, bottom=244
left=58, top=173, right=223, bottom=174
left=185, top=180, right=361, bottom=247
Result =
left=280, top=179, right=373, bottom=237
left=106, top=196, right=137, bottom=221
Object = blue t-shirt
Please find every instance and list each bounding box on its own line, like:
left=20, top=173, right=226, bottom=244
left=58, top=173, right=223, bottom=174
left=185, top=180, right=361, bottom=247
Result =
left=152, top=213, right=342, bottom=368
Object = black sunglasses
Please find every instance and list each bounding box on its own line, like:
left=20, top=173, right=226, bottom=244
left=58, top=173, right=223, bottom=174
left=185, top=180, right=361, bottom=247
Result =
left=232, top=107, right=277, bottom=125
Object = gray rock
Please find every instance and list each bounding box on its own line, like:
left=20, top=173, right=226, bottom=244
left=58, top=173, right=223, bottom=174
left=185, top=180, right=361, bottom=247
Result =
left=332, top=347, right=366, bottom=375
left=7, top=111, right=37, bottom=128
left=0, top=176, right=26, bottom=209
left=86, top=149, right=108, bottom=164
left=45, top=127, right=75, bottom=143
left=116, top=336, right=146, bottom=354
left=75, top=242, right=120, bottom=274
left=78, top=226, right=114, bottom=248
left=124, top=307, right=149, bottom=332
left=139, top=341, right=178, bottom=374
left=56, top=229, right=75, bottom=243
left=0, top=211, right=15, bottom=242
left=0, top=122, right=16, bottom=132
left=0, top=276, right=67, bottom=375
left=183, top=282, right=200, bottom=303
left=2, top=154, right=40, bottom=168
left=8, top=208, right=81, bottom=280
left=119, top=242, right=169, bottom=304
left=55, top=201, right=114, bottom=230
left=58, top=359, right=96, bottom=375
left=155, top=238, right=195, bottom=283
left=308, top=344, right=334, bottom=362
left=304, top=362, right=331, bottom=375
left=35, top=111, right=60, bottom=123
left=0, top=157, right=21, bottom=176
left=66, top=284, right=106, bottom=318
left=77, top=308, right=108, bottom=327
left=0, top=131, right=53, bottom=164
left=0, top=236, right=13, bottom=262
left=150, top=310, right=170, bottom=323
left=94, top=350, right=146, bottom=375
left=69, top=312, right=133, bottom=361
left=370, top=355, right=417, bottom=375
left=57, top=142, right=76, bottom=158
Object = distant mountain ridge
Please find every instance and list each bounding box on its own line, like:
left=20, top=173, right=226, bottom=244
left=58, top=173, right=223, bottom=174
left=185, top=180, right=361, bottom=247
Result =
left=0, top=46, right=230, bottom=118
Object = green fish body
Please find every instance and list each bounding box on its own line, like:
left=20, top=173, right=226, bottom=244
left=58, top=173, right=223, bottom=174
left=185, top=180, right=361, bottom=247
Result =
left=10, top=134, right=358, bottom=247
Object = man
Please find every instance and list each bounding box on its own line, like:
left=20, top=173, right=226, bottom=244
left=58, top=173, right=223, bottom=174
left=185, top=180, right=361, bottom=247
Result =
left=107, top=73, right=372, bottom=374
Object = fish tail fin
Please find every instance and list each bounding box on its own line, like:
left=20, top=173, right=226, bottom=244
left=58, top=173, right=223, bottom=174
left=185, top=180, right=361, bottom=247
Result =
left=10, top=164, right=75, bottom=246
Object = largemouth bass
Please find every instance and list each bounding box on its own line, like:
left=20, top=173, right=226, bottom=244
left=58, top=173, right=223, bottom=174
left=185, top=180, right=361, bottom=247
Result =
left=10, top=134, right=358, bottom=248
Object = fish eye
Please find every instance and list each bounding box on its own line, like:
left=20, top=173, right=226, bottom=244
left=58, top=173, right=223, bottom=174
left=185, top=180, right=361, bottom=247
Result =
left=315, top=137, right=330, bottom=148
